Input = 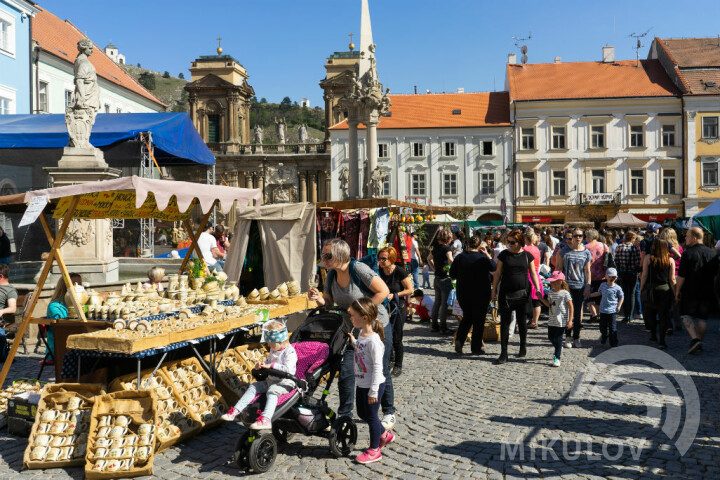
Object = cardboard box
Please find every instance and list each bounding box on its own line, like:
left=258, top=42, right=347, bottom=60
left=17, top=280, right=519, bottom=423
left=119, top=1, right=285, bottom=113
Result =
left=7, top=391, right=40, bottom=421
left=8, top=416, right=34, bottom=437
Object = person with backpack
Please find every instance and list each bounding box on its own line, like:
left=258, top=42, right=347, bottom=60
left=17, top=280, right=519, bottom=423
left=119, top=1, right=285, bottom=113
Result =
left=307, top=239, right=397, bottom=430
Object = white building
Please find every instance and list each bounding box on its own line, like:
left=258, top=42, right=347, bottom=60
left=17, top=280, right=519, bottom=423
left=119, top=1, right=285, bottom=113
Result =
left=506, top=50, right=683, bottom=224
left=103, top=41, right=125, bottom=65
left=32, top=7, right=164, bottom=114
left=329, top=92, right=513, bottom=221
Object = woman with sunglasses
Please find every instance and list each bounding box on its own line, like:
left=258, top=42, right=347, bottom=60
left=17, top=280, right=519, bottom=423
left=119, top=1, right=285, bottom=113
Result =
left=377, top=247, right=414, bottom=377
left=490, top=230, right=540, bottom=364
left=307, top=239, right=397, bottom=430
left=426, top=229, right=455, bottom=333
left=555, top=228, right=592, bottom=348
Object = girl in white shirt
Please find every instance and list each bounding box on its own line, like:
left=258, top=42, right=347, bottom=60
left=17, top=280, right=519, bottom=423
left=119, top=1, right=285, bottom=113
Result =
left=348, top=297, right=394, bottom=464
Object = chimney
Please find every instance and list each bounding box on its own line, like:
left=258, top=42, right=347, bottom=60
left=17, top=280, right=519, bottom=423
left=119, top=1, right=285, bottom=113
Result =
left=602, top=46, right=615, bottom=63
left=554, top=56, right=562, bottom=64
left=457, top=87, right=464, bottom=93
left=508, top=53, right=517, bottom=64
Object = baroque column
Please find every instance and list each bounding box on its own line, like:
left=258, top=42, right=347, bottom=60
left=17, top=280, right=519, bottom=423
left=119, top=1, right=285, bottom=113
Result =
left=348, top=119, right=360, bottom=198
left=309, top=172, right=318, bottom=203
left=366, top=117, right=379, bottom=177
left=299, top=172, right=307, bottom=202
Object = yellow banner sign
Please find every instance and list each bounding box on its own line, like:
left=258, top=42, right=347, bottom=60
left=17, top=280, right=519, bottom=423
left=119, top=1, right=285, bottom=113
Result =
left=53, top=192, right=194, bottom=220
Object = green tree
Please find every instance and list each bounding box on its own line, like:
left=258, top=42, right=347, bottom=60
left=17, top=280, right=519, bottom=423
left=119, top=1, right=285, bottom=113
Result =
left=260, top=97, right=267, bottom=104
left=163, top=71, right=170, bottom=78
left=178, top=72, right=184, bottom=79
left=138, top=72, right=156, bottom=90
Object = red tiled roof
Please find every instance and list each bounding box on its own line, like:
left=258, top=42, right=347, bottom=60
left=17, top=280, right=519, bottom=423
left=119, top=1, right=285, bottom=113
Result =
left=656, top=37, right=720, bottom=68
left=33, top=7, right=166, bottom=108
left=329, top=92, right=510, bottom=130
left=675, top=70, right=720, bottom=95
left=507, top=59, right=680, bottom=102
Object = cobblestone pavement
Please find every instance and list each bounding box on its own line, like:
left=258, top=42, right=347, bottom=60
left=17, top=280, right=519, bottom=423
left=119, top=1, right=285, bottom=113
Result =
left=1, top=312, right=718, bottom=479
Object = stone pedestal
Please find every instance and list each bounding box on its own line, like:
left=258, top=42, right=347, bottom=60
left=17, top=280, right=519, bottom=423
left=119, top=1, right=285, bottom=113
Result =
left=44, top=153, right=122, bottom=284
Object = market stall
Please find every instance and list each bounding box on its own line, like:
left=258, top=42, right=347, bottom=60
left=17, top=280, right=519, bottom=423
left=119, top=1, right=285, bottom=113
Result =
left=604, top=212, right=648, bottom=229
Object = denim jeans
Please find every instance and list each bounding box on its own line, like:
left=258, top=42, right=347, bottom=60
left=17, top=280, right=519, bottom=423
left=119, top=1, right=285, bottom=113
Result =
left=547, top=326, right=565, bottom=359
left=410, top=259, right=420, bottom=288
left=338, top=321, right=395, bottom=418
left=618, top=272, right=637, bottom=320
left=568, top=288, right=585, bottom=340
left=634, top=280, right=643, bottom=316
left=430, top=276, right=453, bottom=330
left=422, top=273, right=431, bottom=289
left=599, top=313, right=618, bottom=346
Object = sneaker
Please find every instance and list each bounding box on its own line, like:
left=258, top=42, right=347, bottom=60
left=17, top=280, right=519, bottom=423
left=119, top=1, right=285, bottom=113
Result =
left=379, top=430, right=395, bottom=449
left=356, top=447, right=382, bottom=464
left=636, top=313, right=644, bottom=321
left=221, top=406, right=240, bottom=422
left=573, top=339, right=582, bottom=348
left=564, top=340, right=573, bottom=349
left=249, top=416, right=271, bottom=430
left=381, top=414, right=396, bottom=430
left=552, top=355, right=561, bottom=367
left=391, top=366, right=403, bottom=377
left=688, top=339, right=703, bottom=354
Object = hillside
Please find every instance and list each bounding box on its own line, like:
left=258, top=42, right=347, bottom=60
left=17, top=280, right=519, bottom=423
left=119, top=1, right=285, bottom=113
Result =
left=122, top=64, right=189, bottom=112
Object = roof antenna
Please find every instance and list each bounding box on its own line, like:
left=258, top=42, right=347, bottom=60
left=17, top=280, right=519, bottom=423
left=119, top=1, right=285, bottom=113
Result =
left=628, top=28, right=652, bottom=67
left=512, top=32, right=531, bottom=64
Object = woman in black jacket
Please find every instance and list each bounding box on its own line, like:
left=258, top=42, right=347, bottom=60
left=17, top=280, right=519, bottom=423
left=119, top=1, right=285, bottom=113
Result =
left=450, top=236, right=496, bottom=355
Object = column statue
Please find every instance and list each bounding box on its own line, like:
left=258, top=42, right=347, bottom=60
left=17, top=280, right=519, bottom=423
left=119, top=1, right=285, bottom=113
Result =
left=253, top=124, right=264, bottom=144
left=65, top=38, right=100, bottom=149
left=274, top=117, right=287, bottom=144
left=298, top=124, right=309, bottom=144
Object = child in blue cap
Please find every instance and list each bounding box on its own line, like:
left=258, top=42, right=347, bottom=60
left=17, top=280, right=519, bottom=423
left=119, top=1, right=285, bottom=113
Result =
left=588, top=267, right=624, bottom=347
left=221, top=320, right=297, bottom=429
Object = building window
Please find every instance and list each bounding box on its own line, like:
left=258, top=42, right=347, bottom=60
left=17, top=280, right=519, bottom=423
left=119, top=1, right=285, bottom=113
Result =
left=630, top=169, right=644, bottom=195
left=662, top=124, right=676, bottom=147
left=0, top=14, right=14, bottom=56
left=521, top=171, right=536, bottom=197
left=520, top=128, right=535, bottom=150
left=590, top=125, right=605, bottom=148
left=662, top=169, right=676, bottom=195
left=382, top=172, right=391, bottom=196
left=592, top=169, right=605, bottom=193
left=38, top=81, right=49, bottom=113
left=0, top=97, right=10, bottom=115
left=702, top=161, right=718, bottom=186
left=552, top=170, right=566, bottom=196
left=551, top=126, right=566, bottom=149
left=702, top=116, right=719, bottom=139
left=442, top=142, right=456, bottom=157
left=442, top=173, right=457, bottom=196
left=410, top=173, right=426, bottom=196
left=207, top=114, right=220, bottom=143
left=378, top=143, right=389, bottom=158
left=411, top=142, right=425, bottom=157
left=480, top=173, right=495, bottom=195
left=481, top=141, right=493, bottom=156
left=629, top=125, right=644, bottom=147
left=64, top=90, right=73, bottom=108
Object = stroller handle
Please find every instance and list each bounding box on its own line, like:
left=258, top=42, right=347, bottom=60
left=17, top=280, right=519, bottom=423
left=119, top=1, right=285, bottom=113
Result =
left=252, top=367, right=308, bottom=391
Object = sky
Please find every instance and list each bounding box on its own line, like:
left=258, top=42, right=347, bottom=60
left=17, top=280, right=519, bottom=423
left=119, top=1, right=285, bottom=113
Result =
left=41, top=0, right=720, bottom=108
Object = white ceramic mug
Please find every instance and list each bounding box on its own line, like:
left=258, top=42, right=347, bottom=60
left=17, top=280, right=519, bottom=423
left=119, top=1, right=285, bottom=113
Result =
left=29, top=446, right=48, bottom=460
left=61, top=445, right=75, bottom=460
left=57, top=411, right=72, bottom=421
left=138, top=423, right=154, bottom=435
left=37, top=423, right=51, bottom=433
left=111, top=437, right=127, bottom=448
left=125, top=435, right=138, bottom=446
left=40, top=410, right=58, bottom=422
left=105, top=459, right=122, bottom=472
left=67, top=397, right=82, bottom=410
left=92, top=459, right=107, bottom=471
left=109, top=426, right=127, bottom=438
left=49, top=422, right=67, bottom=434
left=45, top=447, right=61, bottom=461
left=98, top=415, right=112, bottom=427
left=115, top=415, right=130, bottom=427
left=95, top=437, right=111, bottom=448
left=51, top=436, right=67, bottom=447
left=135, top=446, right=150, bottom=460
left=138, top=434, right=153, bottom=445
left=121, top=458, right=135, bottom=471
left=108, top=447, right=123, bottom=458
left=94, top=447, right=108, bottom=459
left=122, top=446, right=137, bottom=457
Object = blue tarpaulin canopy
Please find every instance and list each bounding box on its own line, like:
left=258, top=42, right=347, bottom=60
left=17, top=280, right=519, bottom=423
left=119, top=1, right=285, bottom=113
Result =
left=0, top=113, right=214, bottom=165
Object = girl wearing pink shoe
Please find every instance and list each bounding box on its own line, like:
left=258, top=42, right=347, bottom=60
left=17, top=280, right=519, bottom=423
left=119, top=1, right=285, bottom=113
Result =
left=221, top=320, right=297, bottom=430
left=348, top=298, right=394, bottom=464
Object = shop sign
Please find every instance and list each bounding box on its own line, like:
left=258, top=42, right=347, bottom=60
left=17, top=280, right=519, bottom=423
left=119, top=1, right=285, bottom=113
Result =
left=584, top=193, right=616, bottom=204
left=19, top=195, right=48, bottom=227
left=521, top=215, right=552, bottom=223
left=634, top=213, right=676, bottom=222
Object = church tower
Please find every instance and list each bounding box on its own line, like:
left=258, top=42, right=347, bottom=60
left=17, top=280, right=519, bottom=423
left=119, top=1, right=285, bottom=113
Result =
left=184, top=43, right=255, bottom=153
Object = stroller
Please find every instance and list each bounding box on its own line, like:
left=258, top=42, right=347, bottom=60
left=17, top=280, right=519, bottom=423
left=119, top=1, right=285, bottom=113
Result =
left=232, top=308, right=357, bottom=473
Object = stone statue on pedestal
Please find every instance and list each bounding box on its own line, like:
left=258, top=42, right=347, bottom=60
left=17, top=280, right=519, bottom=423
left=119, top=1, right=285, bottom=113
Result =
left=369, top=167, right=385, bottom=198
left=298, top=124, right=309, bottom=144
left=274, top=117, right=287, bottom=144
left=66, top=39, right=100, bottom=149
left=253, top=124, right=264, bottom=144
left=339, top=167, right=349, bottom=200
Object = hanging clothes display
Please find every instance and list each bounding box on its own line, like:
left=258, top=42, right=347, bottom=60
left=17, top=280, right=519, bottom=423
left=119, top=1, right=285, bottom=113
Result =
left=342, top=212, right=360, bottom=259
left=367, top=208, right=390, bottom=250
left=358, top=210, right=371, bottom=258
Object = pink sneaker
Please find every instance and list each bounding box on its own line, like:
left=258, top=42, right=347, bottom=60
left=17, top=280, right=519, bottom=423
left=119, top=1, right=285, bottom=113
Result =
left=379, top=430, right=395, bottom=448
left=356, top=447, right=382, bottom=464
left=249, top=416, right=271, bottom=430
left=221, top=407, right=240, bottom=422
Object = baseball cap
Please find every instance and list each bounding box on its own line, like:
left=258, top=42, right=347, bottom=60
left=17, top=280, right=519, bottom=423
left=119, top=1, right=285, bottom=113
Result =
left=647, top=222, right=661, bottom=233
left=547, top=271, right=566, bottom=282
left=606, top=267, right=618, bottom=277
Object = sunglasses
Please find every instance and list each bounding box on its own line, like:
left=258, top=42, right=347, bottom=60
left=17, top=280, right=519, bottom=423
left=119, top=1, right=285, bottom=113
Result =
left=574, top=234, right=584, bottom=238
left=321, top=253, right=333, bottom=260
left=507, top=240, right=518, bottom=246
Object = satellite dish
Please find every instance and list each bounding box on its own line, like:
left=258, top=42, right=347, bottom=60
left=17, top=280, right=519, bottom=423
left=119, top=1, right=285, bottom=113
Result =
left=521, top=45, right=528, bottom=54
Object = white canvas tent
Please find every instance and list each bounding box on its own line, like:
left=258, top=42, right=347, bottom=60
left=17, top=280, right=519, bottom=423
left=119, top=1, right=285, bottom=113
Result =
left=604, top=212, right=647, bottom=228
left=224, top=203, right=316, bottom=292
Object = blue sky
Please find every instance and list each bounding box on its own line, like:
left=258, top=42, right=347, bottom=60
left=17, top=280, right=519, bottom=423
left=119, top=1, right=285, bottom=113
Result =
left=42, top=0, right=720, bottom=107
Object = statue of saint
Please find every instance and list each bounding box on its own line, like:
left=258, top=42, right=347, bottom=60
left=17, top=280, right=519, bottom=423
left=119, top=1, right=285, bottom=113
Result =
left=253, top=124, right=264, bottom=144
left=65, top=38, right=100, bottom=149
left=339, top=167, right=350, bottom=200
left=274, top=117, right=287, bottom=144
left=298, top=124, right=309, bottom=144
left=369, top=167, right=385, bottom=198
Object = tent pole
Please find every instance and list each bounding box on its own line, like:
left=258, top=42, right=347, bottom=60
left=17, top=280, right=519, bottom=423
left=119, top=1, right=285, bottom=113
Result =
left=39, top=213, right=86, bottom=322
left=179, top=200, right=218, bottom=275
left=0, top=195, right=79, bottom=387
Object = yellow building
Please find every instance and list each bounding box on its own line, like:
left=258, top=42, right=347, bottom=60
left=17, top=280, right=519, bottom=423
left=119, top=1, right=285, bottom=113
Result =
left=651, top=37, right=720, bottom=216
left=506, top=48, right=683, bottom=225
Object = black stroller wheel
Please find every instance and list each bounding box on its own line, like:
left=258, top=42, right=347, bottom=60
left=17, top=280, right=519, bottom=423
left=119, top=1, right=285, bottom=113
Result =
left=248, top=432, right=277, bottom=473
left=232, top=429, right=252, bottom=470
left=329, top=416, right=357, bottom=457
left=272, top=423, right=294, bottom=444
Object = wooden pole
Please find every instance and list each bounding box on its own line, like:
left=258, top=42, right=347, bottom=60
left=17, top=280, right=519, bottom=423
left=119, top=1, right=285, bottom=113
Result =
left=179, top=200, right=218, bottom=275
left=0, top=195, right=80, bottom=387
left=39, top=214, right=86, bottom=322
